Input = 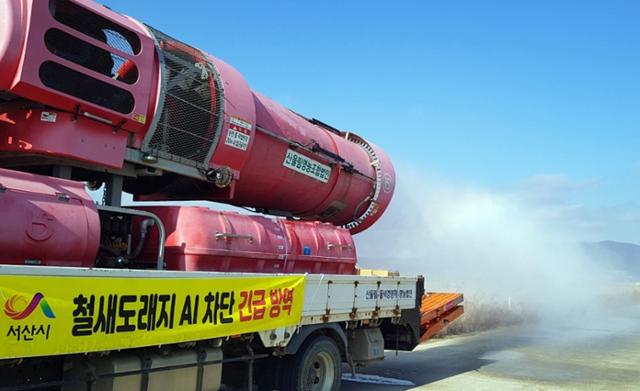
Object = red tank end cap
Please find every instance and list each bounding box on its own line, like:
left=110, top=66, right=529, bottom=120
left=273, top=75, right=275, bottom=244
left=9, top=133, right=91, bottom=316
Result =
left=0, top=168, right=100, bottom=266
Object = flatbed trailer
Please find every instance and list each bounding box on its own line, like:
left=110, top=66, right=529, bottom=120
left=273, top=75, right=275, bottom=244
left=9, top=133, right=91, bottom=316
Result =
left=0, top=265, right=463, bottom=391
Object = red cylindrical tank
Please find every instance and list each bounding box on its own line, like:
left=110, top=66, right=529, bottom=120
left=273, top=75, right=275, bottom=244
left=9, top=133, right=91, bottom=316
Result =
left=0, top=0, right=395, bottom=233
left=221, top=92, right=395, bottom=234
left=0, top=0, right=25, bottom=91
left=136, top=206, right=356, bottom=275
left=0, top=168, right=100, bottom=267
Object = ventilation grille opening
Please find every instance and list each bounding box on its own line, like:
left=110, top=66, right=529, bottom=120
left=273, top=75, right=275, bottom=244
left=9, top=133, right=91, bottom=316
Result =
left=49, top=0, right=141, bottom=55
left=39, top=61, right=134, bottom=114
left=44, top=28, right=139, bottom=84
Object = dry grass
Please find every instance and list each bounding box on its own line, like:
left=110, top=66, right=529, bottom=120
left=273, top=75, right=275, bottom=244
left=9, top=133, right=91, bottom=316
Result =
left=601, top=283, right=640, bottom=306
left=433, top=283, right=640, bottom=338
left=436, top=298, right=535, bottom=337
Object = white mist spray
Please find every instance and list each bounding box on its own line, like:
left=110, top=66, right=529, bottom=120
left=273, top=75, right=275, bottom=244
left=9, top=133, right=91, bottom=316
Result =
left=355, top=169, right=620, bottom=329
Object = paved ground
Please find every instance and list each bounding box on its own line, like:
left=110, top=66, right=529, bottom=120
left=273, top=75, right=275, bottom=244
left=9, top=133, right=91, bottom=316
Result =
left=342, top=304, right=640, bottom=390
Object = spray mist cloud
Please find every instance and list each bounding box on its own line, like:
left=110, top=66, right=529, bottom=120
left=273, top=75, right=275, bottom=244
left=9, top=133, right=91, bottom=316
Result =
left=355, top=169, right=621, bottom=325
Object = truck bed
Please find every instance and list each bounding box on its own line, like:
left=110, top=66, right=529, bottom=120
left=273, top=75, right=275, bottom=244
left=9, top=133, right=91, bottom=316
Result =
left=0, top=265, right=420, bottom=359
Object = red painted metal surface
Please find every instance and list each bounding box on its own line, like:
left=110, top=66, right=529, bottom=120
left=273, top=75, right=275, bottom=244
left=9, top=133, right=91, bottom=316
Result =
left=0, top=0, right=25, bottom=91
left=204, top=56, right=257, bottom=178
left=280, top=219, right=356, bottom=274
left=0, top=102, right=128, bottom=169
left=227, top=92, right=395, bottom=233
left=0, top=0, right=158, bottom=134
left=0, top=0, right=395, bottom=233
left=0, top=168, right=100, bottom=267
left=136, top=206, right=357, bottom=274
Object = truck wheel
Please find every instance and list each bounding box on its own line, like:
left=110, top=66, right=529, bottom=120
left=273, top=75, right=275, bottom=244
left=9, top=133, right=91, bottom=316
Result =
left=280, top=335, right=342, bottom=391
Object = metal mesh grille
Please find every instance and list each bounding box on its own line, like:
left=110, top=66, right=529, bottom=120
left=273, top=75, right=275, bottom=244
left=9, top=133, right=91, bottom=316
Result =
left=104, top=29, right=135, bottom=54
left=144, top=27, right=224, bottom=167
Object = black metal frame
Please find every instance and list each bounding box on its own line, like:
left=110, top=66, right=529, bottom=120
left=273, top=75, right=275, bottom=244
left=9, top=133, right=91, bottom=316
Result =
left=0, top=351, right=268, bottom=391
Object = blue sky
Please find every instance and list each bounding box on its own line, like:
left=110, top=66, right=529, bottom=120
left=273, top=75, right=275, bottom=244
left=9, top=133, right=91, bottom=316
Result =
left=105, top=0, right=639, bottom=242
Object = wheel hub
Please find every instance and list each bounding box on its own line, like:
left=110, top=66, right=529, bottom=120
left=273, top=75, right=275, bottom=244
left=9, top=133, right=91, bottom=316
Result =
left=304, top=351, right=335, bottom=391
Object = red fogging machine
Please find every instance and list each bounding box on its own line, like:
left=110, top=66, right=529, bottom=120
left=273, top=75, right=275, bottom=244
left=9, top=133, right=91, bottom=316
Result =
left=0, top=0, right=395, bottom=273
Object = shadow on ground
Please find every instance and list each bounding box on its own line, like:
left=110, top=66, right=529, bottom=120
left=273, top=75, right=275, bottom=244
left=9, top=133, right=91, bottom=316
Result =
left=341, top=327, right=535, bottom=390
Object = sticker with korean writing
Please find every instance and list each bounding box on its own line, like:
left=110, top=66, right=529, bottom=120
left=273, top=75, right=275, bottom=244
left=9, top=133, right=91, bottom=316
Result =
left=225, top=129, right=250, bottom=151
left=132, top=113, right=146, bottom=124
left=229, top=116, right=252, bottom=131
left=283, top=149, right=332, bottom=183
left=225, top=116, right=252, bottom=151
left=0, top=274, right=305, bottom=359
left=40, top=112, right=57, bottom=123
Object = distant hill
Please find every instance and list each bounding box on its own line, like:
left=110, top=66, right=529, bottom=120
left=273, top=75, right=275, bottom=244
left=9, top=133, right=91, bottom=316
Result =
left=583, top=240, right=640, bottom=279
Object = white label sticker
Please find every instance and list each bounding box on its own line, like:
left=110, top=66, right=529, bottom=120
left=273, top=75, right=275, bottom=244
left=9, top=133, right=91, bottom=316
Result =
left=230, top=116, right=253, bottom=131
left=40, top=112, right=57, bottom=123
left=283, top=149, right=332, bottom=183
left=224, top=128, right=250, bottom=151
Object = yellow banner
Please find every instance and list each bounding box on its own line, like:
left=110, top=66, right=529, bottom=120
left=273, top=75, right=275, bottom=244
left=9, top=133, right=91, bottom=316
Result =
left=0, top=274, right=306, bottom=359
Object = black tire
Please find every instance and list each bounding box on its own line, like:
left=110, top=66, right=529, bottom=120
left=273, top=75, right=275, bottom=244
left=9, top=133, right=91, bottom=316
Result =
left=278, top=335, right=342, bottom=391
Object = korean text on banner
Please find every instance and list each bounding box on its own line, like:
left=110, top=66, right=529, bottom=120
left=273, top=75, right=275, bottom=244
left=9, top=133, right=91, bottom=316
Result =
left=0, top=274, right=306, bottom=359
